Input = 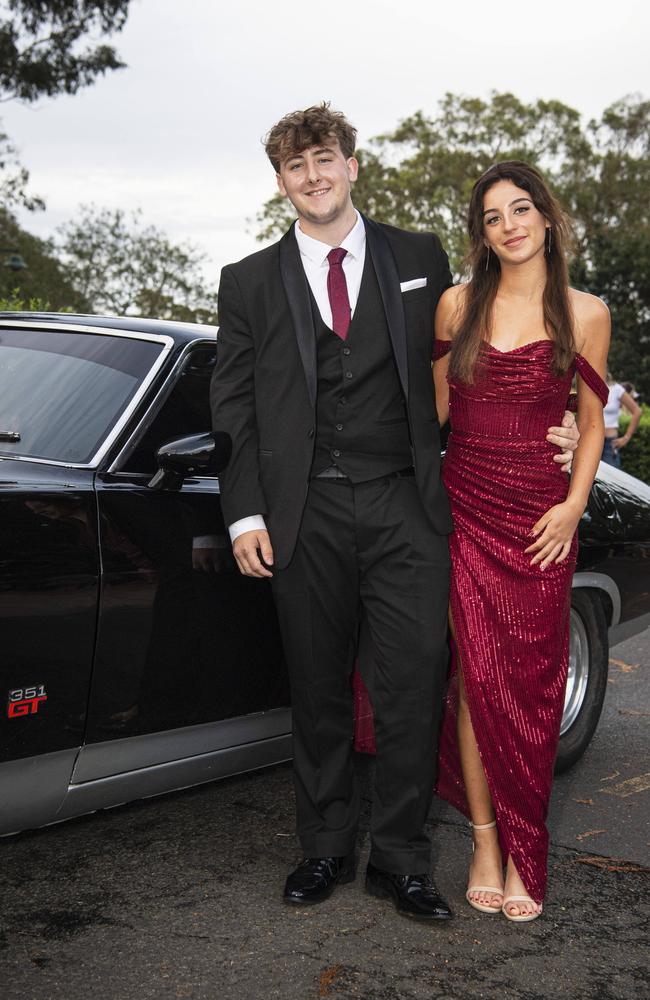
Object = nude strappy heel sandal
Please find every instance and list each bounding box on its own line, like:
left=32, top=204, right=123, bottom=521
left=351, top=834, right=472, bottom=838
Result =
left=465, top=820, right=504, bottom=914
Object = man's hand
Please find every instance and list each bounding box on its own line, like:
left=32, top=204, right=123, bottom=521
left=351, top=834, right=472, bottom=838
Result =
left=547, top=410, right=580, bottom=473
left=232, top=529, right=274, bottom=578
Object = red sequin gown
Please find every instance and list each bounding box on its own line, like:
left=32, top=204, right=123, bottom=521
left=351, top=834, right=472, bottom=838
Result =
left=354, top=339, right=607, bottom=904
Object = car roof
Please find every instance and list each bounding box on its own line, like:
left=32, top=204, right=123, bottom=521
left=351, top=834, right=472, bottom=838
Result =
left=0, top=312, right=217, bottom=346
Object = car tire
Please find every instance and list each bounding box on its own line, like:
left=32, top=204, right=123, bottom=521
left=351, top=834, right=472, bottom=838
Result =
left=555, top=588, right=609, bottom=774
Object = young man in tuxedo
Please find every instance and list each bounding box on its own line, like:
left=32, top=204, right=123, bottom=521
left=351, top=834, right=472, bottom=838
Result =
left=210, top=104, right=577, bottom=921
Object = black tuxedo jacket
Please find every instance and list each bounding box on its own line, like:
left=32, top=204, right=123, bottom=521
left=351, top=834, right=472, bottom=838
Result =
left=210, top=215, right=454, bottom=569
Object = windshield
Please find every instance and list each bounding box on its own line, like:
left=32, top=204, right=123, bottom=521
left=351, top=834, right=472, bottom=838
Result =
left=0, top=327, right=165, bottom=464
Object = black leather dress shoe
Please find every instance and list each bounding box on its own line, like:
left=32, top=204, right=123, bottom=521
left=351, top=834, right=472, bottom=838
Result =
left=365, top=862, right=453, bottom=921
left=283, top=853, right=356, bottom=905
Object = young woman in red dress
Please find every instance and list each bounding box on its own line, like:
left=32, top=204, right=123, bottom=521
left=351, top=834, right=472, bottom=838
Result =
left=432, top=162, right=610, bottom=921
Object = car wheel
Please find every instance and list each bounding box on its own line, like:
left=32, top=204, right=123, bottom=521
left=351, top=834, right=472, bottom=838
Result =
left=555, top=588, right=609, bottom=774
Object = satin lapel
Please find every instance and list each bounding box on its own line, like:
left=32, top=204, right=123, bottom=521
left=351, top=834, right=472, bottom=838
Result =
left=279, top=227, right=317, bottom=408
left=364, top=216, right=409, bottom=399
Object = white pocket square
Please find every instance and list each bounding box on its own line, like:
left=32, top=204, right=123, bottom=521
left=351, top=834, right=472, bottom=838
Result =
left=400, top=277, right=427, bottom=293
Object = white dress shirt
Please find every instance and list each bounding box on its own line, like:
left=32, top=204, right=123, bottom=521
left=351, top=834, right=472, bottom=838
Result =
left=293, top=210, right=366, bottom=328
left=228, top=213, right=366, bottom=543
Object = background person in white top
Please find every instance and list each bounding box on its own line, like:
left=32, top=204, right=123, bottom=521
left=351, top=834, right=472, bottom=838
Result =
left=602, top=372, right=642, bottom=467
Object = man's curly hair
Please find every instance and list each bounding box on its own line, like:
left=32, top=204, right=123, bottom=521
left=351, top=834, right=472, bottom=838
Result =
left=264, top=102, right=357, bottom=172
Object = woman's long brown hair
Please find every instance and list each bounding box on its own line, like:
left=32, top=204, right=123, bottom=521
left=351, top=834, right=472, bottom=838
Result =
left=449, top=161, right=576, bottom=384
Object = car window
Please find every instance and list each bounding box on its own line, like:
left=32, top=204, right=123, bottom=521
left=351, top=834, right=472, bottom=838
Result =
left=0, top=328, right=164, bottom=464
left=122, top=346, right=216, bottom=474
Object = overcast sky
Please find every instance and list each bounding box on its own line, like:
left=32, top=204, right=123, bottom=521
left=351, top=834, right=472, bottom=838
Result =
left=2, top=0, right=648, bottom=288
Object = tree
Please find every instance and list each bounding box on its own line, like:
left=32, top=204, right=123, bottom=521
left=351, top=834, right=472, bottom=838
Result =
left=0, top=2, right=131, bottom=211
left=256, top=92, right=650, bottom=397
left=0, top=205, right=88, bottom=309
left=0, top=120, right=43, bottom=210
left=0, top=1, right=130, bottom=103
left=568, top=97, right=650, bottom=396
left=56, top=205, right=219, bottom=323
left=0, top=287, right=71, bottom=311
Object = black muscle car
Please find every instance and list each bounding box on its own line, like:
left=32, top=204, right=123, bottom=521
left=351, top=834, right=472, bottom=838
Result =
left=0, top=313, right=648, bottom=836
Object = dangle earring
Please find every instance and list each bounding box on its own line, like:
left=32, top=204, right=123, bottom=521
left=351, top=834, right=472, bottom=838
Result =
left=485, top=245, right=490, bottom=270
left=545, top=227, right=552, bottom=255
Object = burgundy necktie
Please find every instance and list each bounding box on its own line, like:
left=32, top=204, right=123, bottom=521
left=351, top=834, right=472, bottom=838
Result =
left=326, top=247, right=351, bottom=340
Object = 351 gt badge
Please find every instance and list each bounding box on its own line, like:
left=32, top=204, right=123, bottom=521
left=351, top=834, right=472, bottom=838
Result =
left=7, top=685, right=48, bottom=718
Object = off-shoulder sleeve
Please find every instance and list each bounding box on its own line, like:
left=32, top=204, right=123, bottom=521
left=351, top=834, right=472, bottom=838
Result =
left=575, top=355, right=609, bottom=407
left=433, top=339, right=452, bottom=361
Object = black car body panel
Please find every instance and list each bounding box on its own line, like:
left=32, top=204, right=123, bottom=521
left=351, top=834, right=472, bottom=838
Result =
left=0, top=461, right=99, bottom=764
left=574, top=463, right=650, bottom=640
left=0, top=313, right=648, bottom=836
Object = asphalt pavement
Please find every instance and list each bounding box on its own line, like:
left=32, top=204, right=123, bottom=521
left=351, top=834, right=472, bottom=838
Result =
left=1, top=631, right=648, bottom=1000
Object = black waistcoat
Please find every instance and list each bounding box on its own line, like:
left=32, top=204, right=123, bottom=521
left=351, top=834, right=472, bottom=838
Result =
left=311, top=253, right=413, bottom=481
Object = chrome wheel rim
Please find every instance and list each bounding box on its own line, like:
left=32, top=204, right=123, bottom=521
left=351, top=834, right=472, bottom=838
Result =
left=561, top=608, right=590, bottom=735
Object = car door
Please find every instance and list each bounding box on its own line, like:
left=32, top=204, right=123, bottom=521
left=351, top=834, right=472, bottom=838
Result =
left=80, top=342, right=290, bottom=778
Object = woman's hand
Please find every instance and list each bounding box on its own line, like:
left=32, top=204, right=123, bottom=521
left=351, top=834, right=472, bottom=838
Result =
left=524, top=501, right=583, bottom=570
left=612, top=435, right=629, bottom=451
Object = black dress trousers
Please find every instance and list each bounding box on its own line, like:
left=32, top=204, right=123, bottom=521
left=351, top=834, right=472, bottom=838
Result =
left=271, top=473, right=450, bottom=875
